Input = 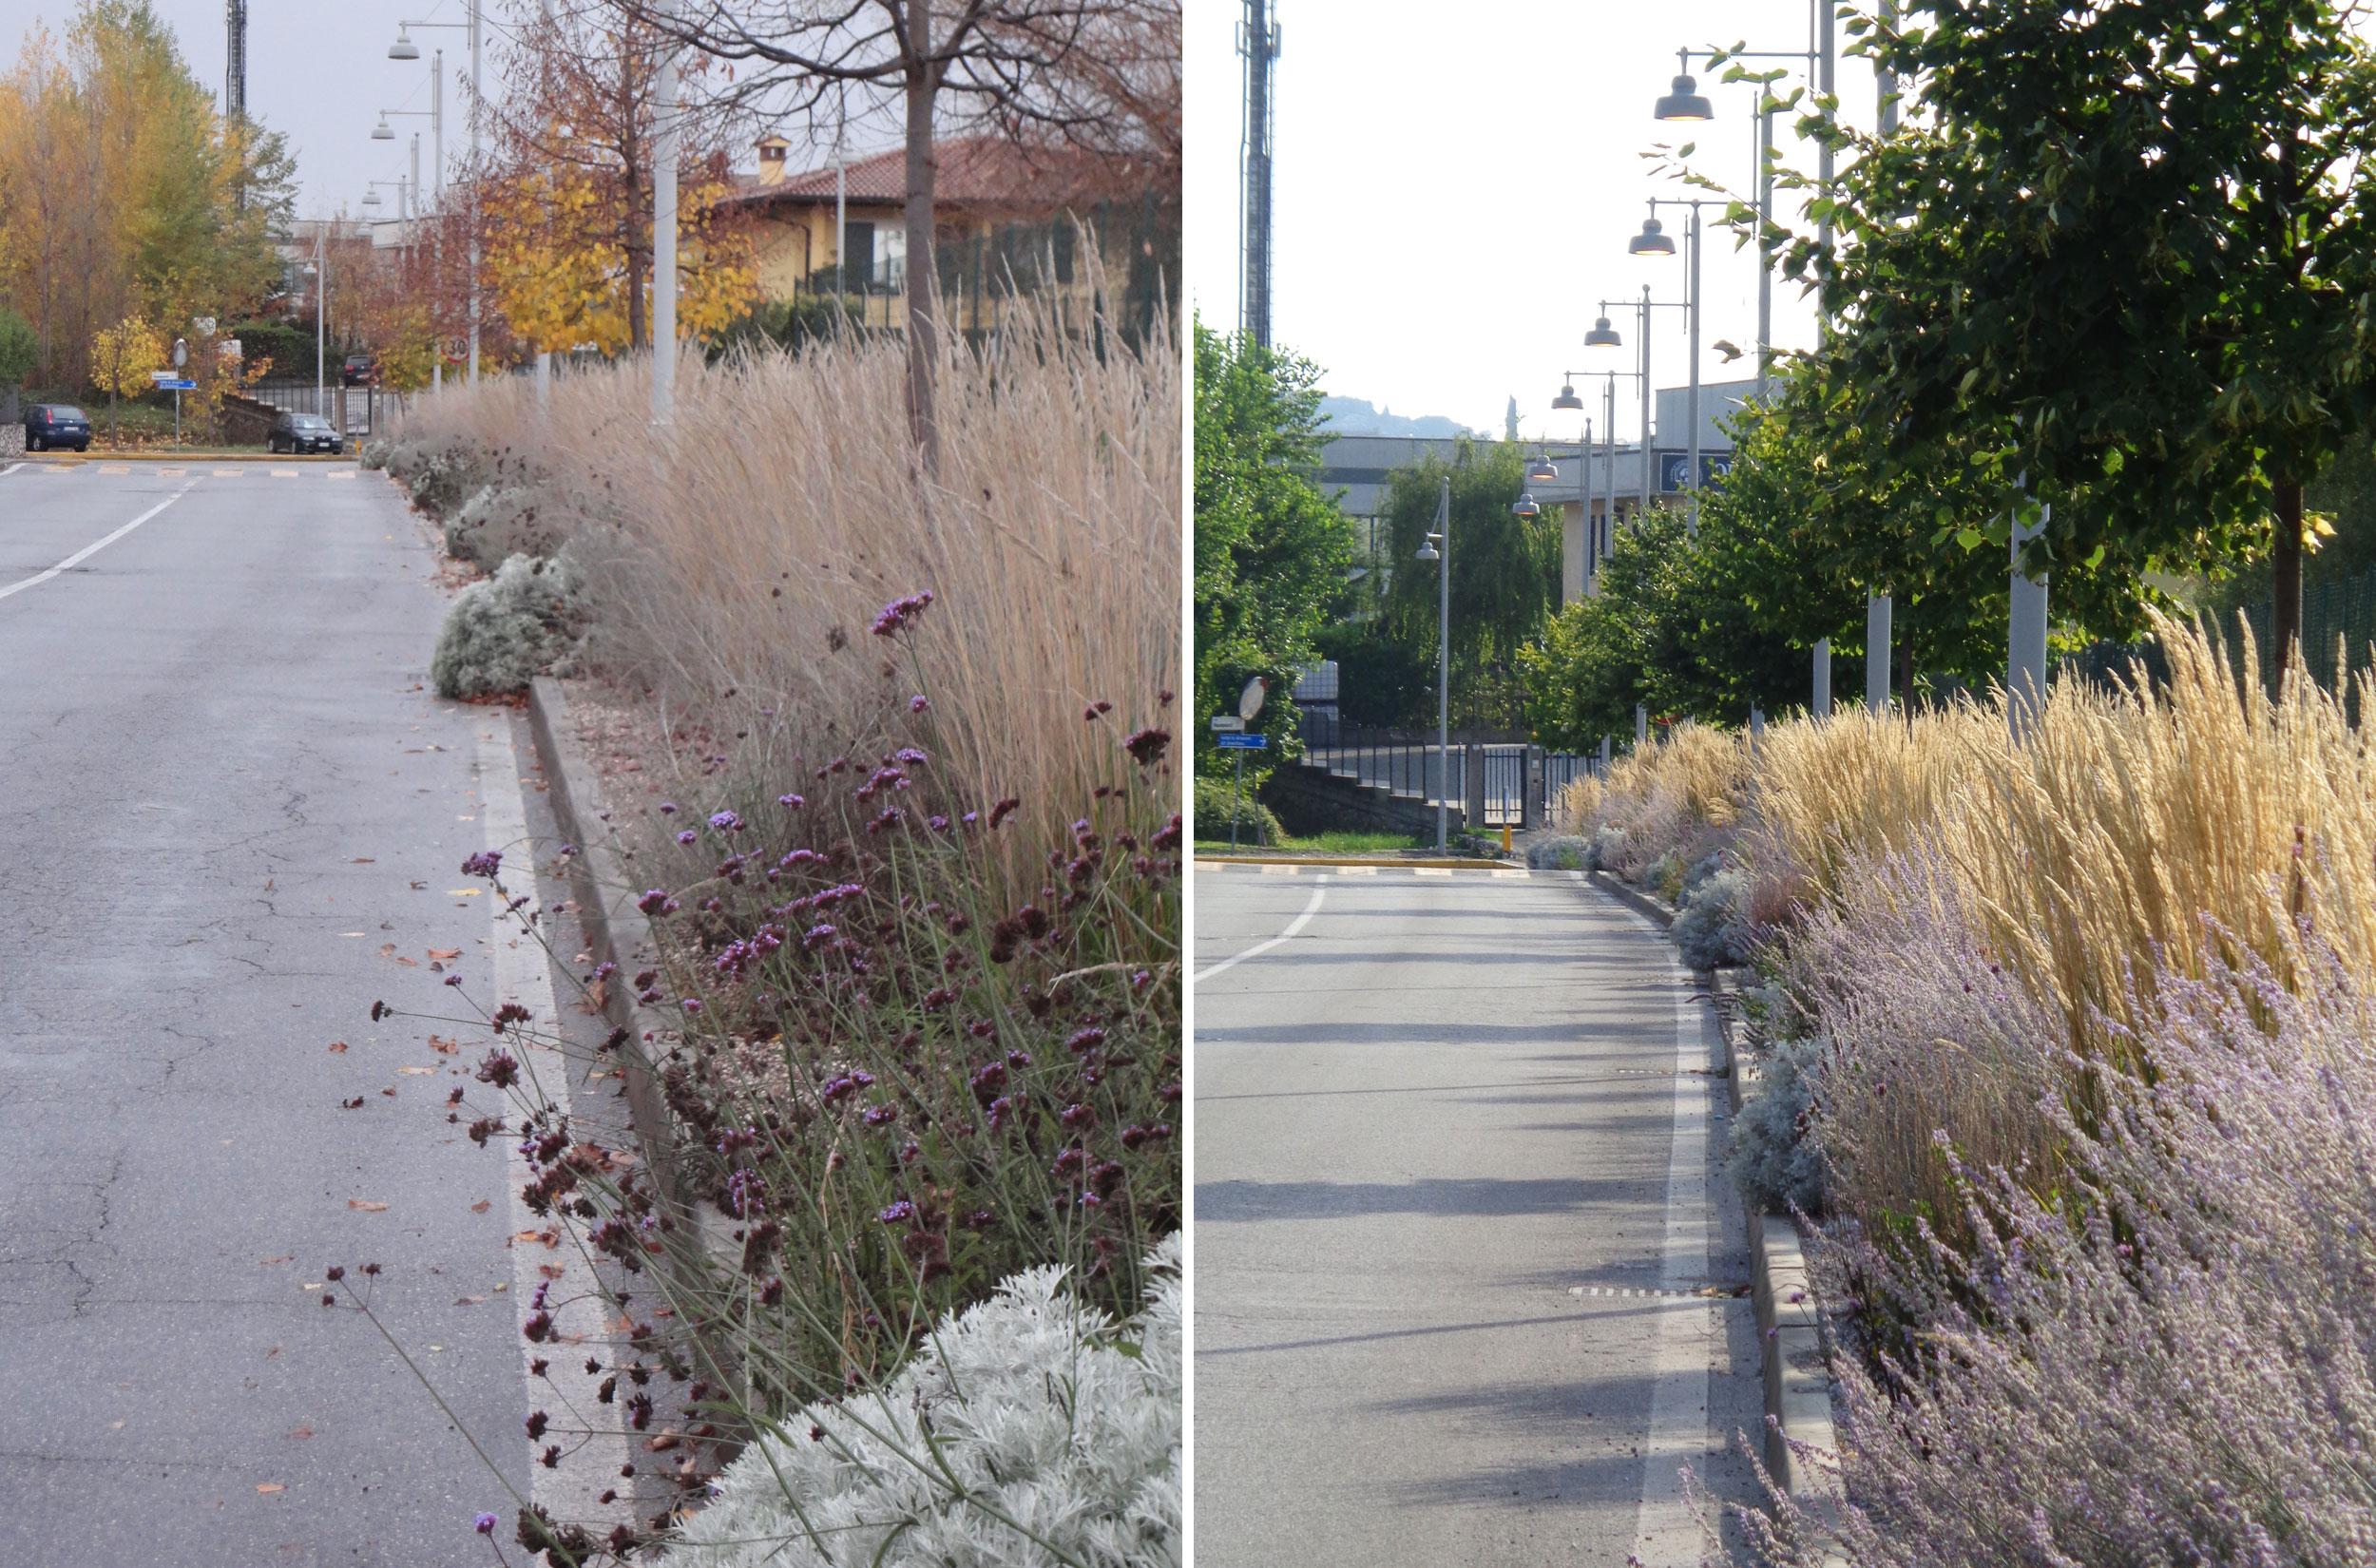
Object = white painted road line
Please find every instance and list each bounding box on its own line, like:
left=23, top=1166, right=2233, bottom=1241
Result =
left=1194, top=883, right=1327, bottom=984
left=477, top=726, right=633, bottom=1533
left=0, top=483, right=194, bottom=602
left=1630, top=931, right=1718, bottom=1565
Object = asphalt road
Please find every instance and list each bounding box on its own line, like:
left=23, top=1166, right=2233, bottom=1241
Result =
left=1192, top=864, right=1762, bottom=1567
left=0, top=460, right=623, bottom=1565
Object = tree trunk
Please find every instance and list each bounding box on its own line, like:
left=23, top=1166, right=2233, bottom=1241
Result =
left=2273, top=475, right=2305, bottom=676
left=903, top=10, right=942, bottom=476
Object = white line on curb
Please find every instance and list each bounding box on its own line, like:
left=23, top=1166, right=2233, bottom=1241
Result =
left=1192, top=884, right=1326, bottom=984
left=479, top=724, right=634, bottom=1533
left=0, top=482, right=192, bottom=601
left=1630, top=928, right=1718, bottom=1565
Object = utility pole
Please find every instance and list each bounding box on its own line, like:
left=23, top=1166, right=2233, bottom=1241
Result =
left=1416, top=478, right=1450, bottom=851
left=225, top=1, right=247, bottom=206
left=1238, top=0, right=1277, bottom=349
left=1812, top=0, right=1837, bottom=717
left=468, top=0, right=481, bottom=384
left=1865, top=0, right=1895, bottom=715
left=651, top=0, right=679, bottom=423
left=224, top=1, right=247, bottom=118
left=1686, top=204, right=1701, bottom=536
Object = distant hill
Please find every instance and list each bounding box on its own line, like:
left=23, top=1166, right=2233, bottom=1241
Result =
left=1317, top=395, right=1470, bottom=439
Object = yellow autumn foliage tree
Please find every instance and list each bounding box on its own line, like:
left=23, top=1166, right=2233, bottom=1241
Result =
left=0, top=2, right=294, bottom=388
left=484, top=164, right=754, bottom=356
left=86, top=311, right=162, bottom=444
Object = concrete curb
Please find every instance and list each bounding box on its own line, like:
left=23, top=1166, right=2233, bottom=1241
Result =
left=1709, top=969, right=1840, bottom=1498
left=1198, top=854, right=1523, bottom=870
left=1581, top=872, right=1840, bottom=1499
left=1588, top=867, right=1679, bottom=927
left=17, top=450, right=354, bottom=464
left=526, top=676, right=688, bottom=1212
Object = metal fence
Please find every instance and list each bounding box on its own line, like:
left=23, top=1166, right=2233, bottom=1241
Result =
left=246, top=379, right=404, bottom=438
left=2239, top=566, right=2376, bottom=698
left=1294, top=710, right=1600, bottom=827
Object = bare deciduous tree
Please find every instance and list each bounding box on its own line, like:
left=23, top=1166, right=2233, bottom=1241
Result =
left=615, top=0, right=1179, bottom=473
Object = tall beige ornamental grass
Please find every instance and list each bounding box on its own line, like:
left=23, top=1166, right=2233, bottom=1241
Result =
left=397, top=295, right=1179, bottom=879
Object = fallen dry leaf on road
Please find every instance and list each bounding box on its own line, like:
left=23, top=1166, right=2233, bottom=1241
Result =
left=469, top=1199, right=489, bottom=1213
left=339, top=1097, right=364, bottom=1109
left=378, top=944, right=396, bottom=956
left=286, top=1425, right=313, bottom=1441
left=259, top=1255, right=292, bottom=1266
left=428, top=947, right=460, bottom=961
left=326, top=1042, right=348, bottom=1053
left=256, top=1483, right=283, bottom=1494
left=379, top=1087, right=396, bottom=1097
left=428, top=1035, right=459, bottom=1054
left=537, top=1263, right=565, bottom=1280
left=393, top=955, right=418, bottom=967
left=351, top=858, right=375, bottom=865
left=454, top=1296, right=486, bottom=1306
left=347, top=1200, right=389, bottom=1213
left=397, top=1065, right=434, bottom=1076
left=645, top=1431, right=681, bottom=1453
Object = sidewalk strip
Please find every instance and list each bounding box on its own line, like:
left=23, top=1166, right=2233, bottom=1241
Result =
left=1629, top=934, right=1718, bottom=1565
left=0, top=483, right=193, bottom=602
left=1194, top=884, right=1327, bottom=984
left=476, top=726, right=634, bottom=1534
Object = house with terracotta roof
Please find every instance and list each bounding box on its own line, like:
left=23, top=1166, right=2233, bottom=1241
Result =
left=718, top=134, right=1177, bottom=342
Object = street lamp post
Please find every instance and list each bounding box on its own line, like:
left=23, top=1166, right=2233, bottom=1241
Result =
left=1416, top=477, right=1450, bottom=851
left=1587, top=291, right=1686, bottom=534
left=1632, top=198, right=1719, bottom=536
left=1657, top=21, right=1846, bottom=714
left=1554, top=366, right=1646, bottom=592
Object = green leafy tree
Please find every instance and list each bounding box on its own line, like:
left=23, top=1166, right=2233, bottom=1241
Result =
left=1357, top=441, right=1560, bottom=732
left=1757, top=0, right=2376, bottom=663
left=1192, top=318, right=1352, bottom=781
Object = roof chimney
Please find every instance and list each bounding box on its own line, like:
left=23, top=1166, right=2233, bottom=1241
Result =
left=756, top=135, right=790, bottom=185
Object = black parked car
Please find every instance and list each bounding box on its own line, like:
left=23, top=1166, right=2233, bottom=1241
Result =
left=340, top=354, right=376, bottom=388
left=24, top=404, right=90, bottom=452
left=268, top=411, right=343, bottom=455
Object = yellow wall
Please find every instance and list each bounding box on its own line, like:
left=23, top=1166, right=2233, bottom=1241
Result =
left=741, top=201, right=1135, bottom=336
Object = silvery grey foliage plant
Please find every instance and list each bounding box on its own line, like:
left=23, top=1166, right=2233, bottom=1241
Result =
left=430, top=551, right=584, bottom=698
left=659, top=1236, right=1181, bottom=1568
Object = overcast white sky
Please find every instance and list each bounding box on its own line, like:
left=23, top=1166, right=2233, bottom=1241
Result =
left=0, top=0, right=494, bottom=219
left=1186, top=0, right=1887, bottom=441
left=0, top=0, right=900, bottom=222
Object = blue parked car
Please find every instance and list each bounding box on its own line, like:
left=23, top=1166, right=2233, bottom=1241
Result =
left=24, top=403, right=90, bottom=452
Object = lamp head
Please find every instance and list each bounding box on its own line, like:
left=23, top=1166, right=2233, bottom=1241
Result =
left=389, top=27, right=420, bottom=59
left=1512, top=491, right=1541, bottom=518
left=361, top=188, right=382, bottom=207
left=1416, top=534, right=1441, bottom=563
left=1628, top=216, right=1676, bottom=257
left=1526, top=452, right=1558, bottom=483
left=1654, top=72, right=1714, bottom=122
left=372, top=116, right=395, bottom=141
left=1584, top=315, right=1622, bottom=347
left=1552, top=382, right=1583, bottom=411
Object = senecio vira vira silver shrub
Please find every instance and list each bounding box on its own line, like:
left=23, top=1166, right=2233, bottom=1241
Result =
left=1739, top=920, right=2376, bottom=1567
left=659, top=1235, right=1180, bottom=1568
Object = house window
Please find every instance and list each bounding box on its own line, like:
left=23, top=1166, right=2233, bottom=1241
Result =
left=843, top=221, right=873, bottom=289
left=878, top=224, right=906, bottom=286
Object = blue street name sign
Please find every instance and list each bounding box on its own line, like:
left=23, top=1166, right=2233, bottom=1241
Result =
left=159, top=379, right=197, bottom=391
left=1215, top=733, right=1267, bottom=750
